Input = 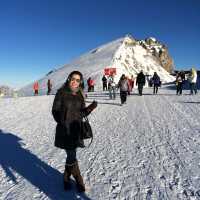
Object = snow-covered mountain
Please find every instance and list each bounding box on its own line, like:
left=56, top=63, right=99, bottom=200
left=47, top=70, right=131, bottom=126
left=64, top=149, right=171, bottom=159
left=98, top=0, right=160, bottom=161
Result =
left=19, top=35, right=175, bottom=96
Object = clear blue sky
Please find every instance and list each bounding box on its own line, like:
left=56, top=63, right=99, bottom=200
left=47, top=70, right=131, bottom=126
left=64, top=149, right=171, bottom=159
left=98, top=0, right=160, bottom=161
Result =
left=0, top=0, right=199, bottom=88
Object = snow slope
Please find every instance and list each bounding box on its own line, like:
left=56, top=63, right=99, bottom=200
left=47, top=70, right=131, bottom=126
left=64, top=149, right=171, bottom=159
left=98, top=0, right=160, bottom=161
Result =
left=19, top=38, right=123, bottom=96
left=19, top=36, right=174, bottom=96
left=0, top=87, right=200, bottom=200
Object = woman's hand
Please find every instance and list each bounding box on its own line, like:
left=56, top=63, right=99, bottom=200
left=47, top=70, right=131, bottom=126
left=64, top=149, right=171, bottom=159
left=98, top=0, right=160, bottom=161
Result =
left=90, top=100, right=98, bottom=110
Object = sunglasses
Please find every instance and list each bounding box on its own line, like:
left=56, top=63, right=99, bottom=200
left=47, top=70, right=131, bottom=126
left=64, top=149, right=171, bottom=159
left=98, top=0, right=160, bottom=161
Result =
left=70, top=77, right=81, bottom=83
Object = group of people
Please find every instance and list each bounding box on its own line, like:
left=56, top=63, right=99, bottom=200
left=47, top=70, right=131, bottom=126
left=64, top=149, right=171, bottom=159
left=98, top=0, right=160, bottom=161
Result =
left=33, top=79, right=52, bottom=95
left=175, top=68, right=198, bottom=95
left=101, top=74, right=135, bottom=104
left=102, top=75, right=134, bottom=93
left=101, top=70, right=161, bottom=104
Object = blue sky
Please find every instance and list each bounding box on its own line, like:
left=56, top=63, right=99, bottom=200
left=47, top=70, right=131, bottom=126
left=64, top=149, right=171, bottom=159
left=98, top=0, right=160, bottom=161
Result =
left=0, top=0, right=199, bottom=88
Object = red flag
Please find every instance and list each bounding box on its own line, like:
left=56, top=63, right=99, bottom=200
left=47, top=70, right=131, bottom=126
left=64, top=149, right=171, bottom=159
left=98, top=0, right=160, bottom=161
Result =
left=104, top=68, right=116, bottom=75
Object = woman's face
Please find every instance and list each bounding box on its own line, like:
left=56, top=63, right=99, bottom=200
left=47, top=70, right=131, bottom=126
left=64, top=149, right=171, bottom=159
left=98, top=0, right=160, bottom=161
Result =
left=69, top=74, right=81, bottom=91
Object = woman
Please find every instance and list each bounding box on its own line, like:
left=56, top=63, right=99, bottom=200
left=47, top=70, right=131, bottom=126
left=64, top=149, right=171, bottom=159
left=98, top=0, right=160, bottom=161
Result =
left=176, top=71, right=185, bottom=95
left=152, top=72, right=160, bottom=94
left=118, top=74, right=129, bottom=104
left=188, top=68, right=197, bottom=95
left=52, top=71, right=97, bottom=192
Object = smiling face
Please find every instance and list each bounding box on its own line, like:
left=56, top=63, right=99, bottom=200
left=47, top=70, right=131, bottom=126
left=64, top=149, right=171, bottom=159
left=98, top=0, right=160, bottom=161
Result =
left=69, top=74, right=81, bottom=92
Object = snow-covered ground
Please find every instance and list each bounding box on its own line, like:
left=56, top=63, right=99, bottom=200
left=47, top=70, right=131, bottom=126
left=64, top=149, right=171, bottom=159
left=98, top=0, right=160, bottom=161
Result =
left=0, top=86, right=200, bottom=200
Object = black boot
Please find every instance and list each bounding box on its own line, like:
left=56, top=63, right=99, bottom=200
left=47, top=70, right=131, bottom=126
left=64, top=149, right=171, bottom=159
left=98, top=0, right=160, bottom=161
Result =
left=63, top=164, right=73, bottom=190
left=71, top=161, right=85, bottom=192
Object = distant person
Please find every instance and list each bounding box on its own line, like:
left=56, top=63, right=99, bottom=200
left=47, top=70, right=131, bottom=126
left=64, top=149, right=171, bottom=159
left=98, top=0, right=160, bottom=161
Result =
left=102, top=75, right=108, bottom=91
left=108, top=74, right=116, bottom=99
left=188, top=68, right=198, bottom=95
left=136, top=70, right=145, bottom=96
left=90, top=78, right=95, bottom=92
left=130, top=75, right=135, bottom=91
left=118, top=74, right=129, bottom=104
left=47, top=79, right=52, bottom=95
left=87, top=77, right=92, bottom=92
left=176, top=71, right=185, bottom=95
left=52, top=71, right=97, bottom=192
left=152, top=72, right=160, bottom=94
left=33, top=82, right=39, bottom=95
left=127, top=75, right=134, bottom=95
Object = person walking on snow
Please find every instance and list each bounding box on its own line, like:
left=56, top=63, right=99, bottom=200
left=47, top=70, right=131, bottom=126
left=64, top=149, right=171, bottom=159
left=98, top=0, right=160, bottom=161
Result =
left=90, top=78, right=95, bottom=92
left=47, top=79, right=52, bottom=95
left=127, top=75, right=134, bottom=94
left=152, top=72, right=160, bottom=94
left=176, top=71, right=185, bottom=95
left=136, top=70, right=145, bottom=96
left=108, top=74, right=116, bottom=99
left=118, top=74, right=129, bottom=105
left=52, top=71, right=97, bottom=192
left=87, top=77, right=91, bottom=92
left=188, top=68, right=198, bottom=95
left=102, top=75, right=108, bottom=91
left=33, top=81, right=39, bottom=95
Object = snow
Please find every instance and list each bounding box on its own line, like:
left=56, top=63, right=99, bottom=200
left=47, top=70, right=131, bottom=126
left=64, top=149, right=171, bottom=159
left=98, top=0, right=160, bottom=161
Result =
left=112, top=41, right=174, bottom=84
left=1, top=86, right=200, bottom=199
left=19, top=38, right=124, bottom=96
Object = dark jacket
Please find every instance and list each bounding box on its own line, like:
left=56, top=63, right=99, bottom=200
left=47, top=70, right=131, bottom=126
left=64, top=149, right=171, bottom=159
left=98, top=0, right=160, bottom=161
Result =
left=102, top=76, right=107, bottom=83
left=136, top=72, right=146, bottom=85
left=152, top=74, right=160, bottom=86
left=118, top=78, right=128, bottom=92
left=52, top=85, right=95, bottom=150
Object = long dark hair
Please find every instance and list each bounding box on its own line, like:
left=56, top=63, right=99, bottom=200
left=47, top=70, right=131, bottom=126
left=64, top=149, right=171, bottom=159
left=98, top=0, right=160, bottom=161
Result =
left=65, top=71, right=84, bottom=87
left=61, top=71, right=85, bottom=99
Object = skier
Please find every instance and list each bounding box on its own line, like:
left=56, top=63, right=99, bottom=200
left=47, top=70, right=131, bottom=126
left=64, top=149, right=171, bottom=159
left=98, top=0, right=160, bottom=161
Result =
left=136, top=70, right=145, bottom=96
left=52, top=71, right=97, bottom=192
left=33, top=82, right=39, bottom=95
left=152, top=72, right=160, bottom=94
left=47, top=79, right=52, bottom=95
left=118, top=74, right=129, bottom=105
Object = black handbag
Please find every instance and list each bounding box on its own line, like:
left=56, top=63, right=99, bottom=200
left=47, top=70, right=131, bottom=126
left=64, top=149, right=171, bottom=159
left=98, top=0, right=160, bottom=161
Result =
left=81, top=115, right=93, bottom=140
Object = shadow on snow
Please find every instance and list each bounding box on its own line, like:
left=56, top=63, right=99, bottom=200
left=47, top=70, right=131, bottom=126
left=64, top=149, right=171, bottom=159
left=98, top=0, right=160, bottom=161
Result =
left=0, top=129, right=92, bottom=200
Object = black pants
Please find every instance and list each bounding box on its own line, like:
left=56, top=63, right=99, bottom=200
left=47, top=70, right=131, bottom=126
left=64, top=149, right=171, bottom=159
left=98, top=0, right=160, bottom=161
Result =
left=138, top=83, right=144, bottom=95
left=34, top=90, right=38, bottom=95
left=103, top=83, right=107, bottom=91
left=65, top=149, right=77, bottom=165
left=190, top=83, right=197, bottom=94
left=47, top=88, right=51, bottom=95
left=153, top=85, right=159, bottom=94
left=120, top=91, right=127, bottom=104
left=176, top=82, right=183, bottom=95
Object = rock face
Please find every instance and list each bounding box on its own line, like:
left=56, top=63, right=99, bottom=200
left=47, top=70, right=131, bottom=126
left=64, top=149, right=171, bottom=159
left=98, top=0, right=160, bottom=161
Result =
left=111, top=35, right=174, bottom=84
left=139, top=37, right=174, bottom=73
